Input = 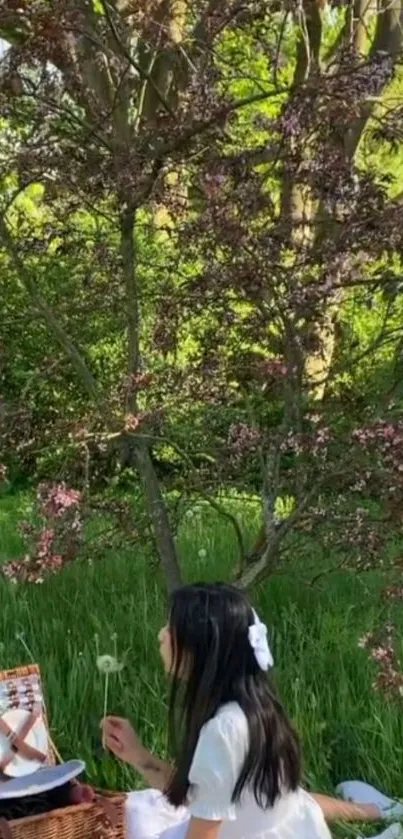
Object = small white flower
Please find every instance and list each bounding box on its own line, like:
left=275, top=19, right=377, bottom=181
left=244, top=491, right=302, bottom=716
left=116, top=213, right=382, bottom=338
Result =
left=96, top=655, right=123, bottom=674
left=198, top=548, right=207, bottom=559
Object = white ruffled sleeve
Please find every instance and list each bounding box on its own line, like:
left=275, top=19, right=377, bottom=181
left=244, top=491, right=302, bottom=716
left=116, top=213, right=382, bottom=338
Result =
left=187, top=705, right=249, bottom=822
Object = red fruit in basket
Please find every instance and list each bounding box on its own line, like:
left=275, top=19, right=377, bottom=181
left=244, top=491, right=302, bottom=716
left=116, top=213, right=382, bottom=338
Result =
left=70, top=783, right=95, bottom=804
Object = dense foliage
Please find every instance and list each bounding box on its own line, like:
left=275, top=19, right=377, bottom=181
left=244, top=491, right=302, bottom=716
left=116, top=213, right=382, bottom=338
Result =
left=0, top=0, right=403, bottom=641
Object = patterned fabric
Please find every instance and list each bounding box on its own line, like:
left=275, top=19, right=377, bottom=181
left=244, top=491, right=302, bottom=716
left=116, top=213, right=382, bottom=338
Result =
left=0, top=676, right=43, bottom=716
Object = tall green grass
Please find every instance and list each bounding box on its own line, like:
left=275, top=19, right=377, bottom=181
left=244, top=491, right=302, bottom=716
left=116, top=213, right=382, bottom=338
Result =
left=0, top=493, right=401, bottom=816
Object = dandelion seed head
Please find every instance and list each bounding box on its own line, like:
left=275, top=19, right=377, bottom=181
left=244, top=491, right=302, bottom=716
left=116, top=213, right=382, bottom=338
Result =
left=96, top=654, right=123, bottom=674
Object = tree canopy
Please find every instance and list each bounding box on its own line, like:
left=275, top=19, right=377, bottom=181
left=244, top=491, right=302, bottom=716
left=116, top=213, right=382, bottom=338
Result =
left=1, top=1, right=403, bottom=594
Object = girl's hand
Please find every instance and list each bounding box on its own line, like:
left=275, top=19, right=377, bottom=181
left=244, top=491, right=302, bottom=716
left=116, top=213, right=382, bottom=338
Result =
left=101, top=715, right=172, bottom=791
left=101, top=716, right=145, bottom=767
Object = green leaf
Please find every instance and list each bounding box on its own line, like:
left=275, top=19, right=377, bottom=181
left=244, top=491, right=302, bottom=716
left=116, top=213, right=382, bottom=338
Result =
left=92, top=0, right=104, bottom=14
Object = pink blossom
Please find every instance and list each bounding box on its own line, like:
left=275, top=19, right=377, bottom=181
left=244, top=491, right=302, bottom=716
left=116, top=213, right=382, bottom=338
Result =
left=124, top=413, right=141, bottom=431
left=38, top=482, right=81, bottom=518
left=2, top=482, right=83, bottom=584
left=228, top=423, right=261, bottom=459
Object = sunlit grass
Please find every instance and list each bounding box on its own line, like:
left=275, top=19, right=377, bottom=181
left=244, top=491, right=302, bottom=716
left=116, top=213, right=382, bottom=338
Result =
left=0, top=492, right=401, bottom=823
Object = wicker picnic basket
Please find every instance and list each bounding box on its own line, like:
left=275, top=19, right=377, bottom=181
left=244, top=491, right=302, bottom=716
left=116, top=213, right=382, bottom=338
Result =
left=0, top=665, right=126, bottom=839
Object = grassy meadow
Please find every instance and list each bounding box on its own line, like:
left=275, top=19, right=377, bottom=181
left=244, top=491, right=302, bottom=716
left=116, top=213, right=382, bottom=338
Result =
left=0, top=491, right=402, bottom=836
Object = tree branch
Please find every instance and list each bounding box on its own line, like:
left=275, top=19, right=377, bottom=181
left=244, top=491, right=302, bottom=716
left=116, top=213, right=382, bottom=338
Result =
left=0, top=215, right=100, bottom=404
left=99, top=0, right=177, bottom=120
left=159, top=86, right=290, bottom=158
left=344, top=0, right=403, bottom=158
left=293, top=0, right=323, bottom=86
left=235, top=474, right=346, bottom=590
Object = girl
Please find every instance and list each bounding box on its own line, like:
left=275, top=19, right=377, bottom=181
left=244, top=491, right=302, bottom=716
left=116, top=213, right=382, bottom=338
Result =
left=102, top=583, right=401, bottom=839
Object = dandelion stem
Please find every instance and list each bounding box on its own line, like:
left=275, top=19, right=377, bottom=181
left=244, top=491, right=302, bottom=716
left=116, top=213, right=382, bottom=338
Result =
left=102, top=672, right=109, bottom=750
left=16, top=633, right=35, bottom=663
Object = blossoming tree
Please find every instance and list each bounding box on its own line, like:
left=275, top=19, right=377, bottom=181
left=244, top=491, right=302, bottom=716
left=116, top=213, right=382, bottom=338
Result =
left=0, top=0, right=403, bottom=593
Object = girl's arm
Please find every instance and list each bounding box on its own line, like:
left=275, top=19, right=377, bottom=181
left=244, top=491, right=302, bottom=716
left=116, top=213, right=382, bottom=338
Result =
left=131, top=748, right=172, bottom=791
left=185, top=818, right=222, bottom=839
left=312, top=793, right=381, bottom=823
left=102, top=716, right=172, bottom=791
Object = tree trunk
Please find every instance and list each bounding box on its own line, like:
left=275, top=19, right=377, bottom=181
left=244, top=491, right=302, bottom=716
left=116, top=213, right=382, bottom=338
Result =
left=303, top=303, right=339, bottom=401
left=134, top=441, right=182, bottom=592
left=120, top=208, right=182, bottom=592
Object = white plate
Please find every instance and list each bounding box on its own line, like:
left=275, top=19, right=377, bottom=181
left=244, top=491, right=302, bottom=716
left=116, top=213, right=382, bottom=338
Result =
left=0, top=709, right=49, bottom=778
left=0, top=760, right=86, bottom=799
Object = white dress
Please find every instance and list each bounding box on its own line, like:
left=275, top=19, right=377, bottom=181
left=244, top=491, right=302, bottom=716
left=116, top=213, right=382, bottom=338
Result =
left=125, top=702, right=331, bottom=839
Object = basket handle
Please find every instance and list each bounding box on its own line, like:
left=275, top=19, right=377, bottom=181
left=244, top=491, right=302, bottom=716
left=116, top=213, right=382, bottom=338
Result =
left=97, top=795, right=117, bottom=828
left=90, top=795, right=119, bottom=839
left=0, top=817, right=13, bottom=839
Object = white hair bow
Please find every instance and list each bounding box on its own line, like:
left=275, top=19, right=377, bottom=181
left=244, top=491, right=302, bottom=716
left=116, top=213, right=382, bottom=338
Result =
left=248, top=609, right=274, bottom=671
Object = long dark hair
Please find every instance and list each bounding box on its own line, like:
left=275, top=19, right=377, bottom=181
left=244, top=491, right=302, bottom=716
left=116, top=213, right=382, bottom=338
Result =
left=165, top=582, right=301, bottom=809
